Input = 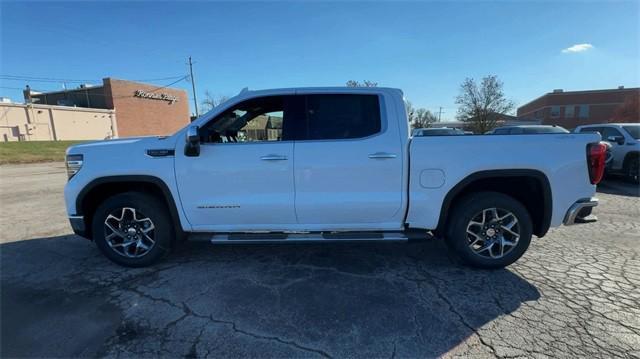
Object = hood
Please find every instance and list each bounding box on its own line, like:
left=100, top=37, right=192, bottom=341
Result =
left=66, top=135, right=177, bottom=156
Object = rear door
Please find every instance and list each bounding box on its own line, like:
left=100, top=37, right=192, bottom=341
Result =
left=292, top=93, right=404, bottom=230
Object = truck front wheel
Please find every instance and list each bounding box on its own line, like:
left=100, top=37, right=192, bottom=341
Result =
left=92, top=192, right=173, bottom=267
left=445, top=192, right=533, bottom=269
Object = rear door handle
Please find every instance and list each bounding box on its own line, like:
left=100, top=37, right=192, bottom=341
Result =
left=368, top=152, right=397, bottom=159
left=260, top=154, right=288, bottom=161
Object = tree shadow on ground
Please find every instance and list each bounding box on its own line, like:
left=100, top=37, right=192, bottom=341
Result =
left=1, top=234, right=540, bottom=358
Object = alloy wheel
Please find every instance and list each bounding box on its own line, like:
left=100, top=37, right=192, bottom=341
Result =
left=466, top=207, right=520, bottom=259
left=104, top=207, right=156, bottom=258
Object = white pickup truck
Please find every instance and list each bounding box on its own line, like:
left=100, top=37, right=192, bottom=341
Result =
left=64, top=87, right=606, bottom=268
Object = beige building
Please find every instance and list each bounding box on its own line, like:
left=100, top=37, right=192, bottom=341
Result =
left=0, top=102, right=116, bottom=142
left=25, top=77, right=190, bottom=138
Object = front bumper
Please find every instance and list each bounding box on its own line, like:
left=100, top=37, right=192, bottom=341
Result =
left=563, top=197, right=599, bottom=225
left=69, top=215, right=90, bottom=239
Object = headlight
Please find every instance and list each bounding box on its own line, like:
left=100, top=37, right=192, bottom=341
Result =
left=66, top=154, right=83, bottom=179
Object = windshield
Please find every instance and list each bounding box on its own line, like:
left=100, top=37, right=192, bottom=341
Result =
left=623, top=125, right=640, bottom=139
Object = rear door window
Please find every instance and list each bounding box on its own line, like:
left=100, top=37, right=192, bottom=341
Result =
left=301, top=94, right=381, bottom=140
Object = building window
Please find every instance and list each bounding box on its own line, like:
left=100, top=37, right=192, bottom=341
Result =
left=578, top=105, right=590, bottom=119
left=550, top=106, right=560, bottom=118
left=565, top=105, right=575, bottom=118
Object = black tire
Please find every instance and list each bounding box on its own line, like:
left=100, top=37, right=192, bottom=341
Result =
left=92, top=192, right=174, bottom=267
left=623, top=155, right=639, bottom=184
left=445, top=191, right=533, bottom=269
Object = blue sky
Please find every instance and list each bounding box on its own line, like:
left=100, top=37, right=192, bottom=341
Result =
left=1, top=1, right=638, bottom=120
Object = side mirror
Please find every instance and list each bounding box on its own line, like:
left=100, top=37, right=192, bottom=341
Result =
left=185, top=125, right=200, bottom=157
left=607, top=135, right=625, bottom=145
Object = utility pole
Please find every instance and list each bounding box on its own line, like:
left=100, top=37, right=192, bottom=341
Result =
left=438, top=107, right=444, bottom=122
left=188, top=56, right=199, bottom=117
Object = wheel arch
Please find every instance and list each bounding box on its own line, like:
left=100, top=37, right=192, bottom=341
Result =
left=76, top=175, right=185, bottom=240
left=436, top=169, right=552, bottom=238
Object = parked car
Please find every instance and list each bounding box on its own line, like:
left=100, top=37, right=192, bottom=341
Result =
left=487, top=125, right=570, bottom=135
left=412, top=127, right=465, bottom=136
left=64, top=87, right=605, bottom=268
left=574, top=123, right=639, bottom=183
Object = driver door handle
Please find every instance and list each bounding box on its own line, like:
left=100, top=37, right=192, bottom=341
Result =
left=368, top=152, right=397, bottom=159
left=260, top=155, right=288, bottom=161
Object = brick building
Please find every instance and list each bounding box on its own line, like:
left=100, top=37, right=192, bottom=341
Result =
left=517, top=86, right=640, bottom=129
left=24, top=78, right=190, bottom=137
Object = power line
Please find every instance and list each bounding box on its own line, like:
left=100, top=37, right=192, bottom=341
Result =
left=3, top=76, right=189, bottom=102
left=83, top=76, right=189, bottom=99
left=132, top=76, right=189, bottom=95
left=0, top=75, right=97, bottom=83
left=132, top=75, right=188, bottom=82
left=0, top=74, right=188, bottom=84
left=0, top=86, right=26, bottom=91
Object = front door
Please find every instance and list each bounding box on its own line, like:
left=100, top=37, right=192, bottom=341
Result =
left=174, top=95, right=299, bottom=231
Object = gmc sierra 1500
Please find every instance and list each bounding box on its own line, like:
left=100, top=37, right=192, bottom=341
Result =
left=64, top=87, right=606, bottom=268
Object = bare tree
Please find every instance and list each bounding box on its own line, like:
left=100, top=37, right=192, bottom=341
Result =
left=201, top=90, right=230, bottom=112
left=413, top=108, right=438, bottom=129
left=405, top=101, right=416, bottom=124
left=455, top=75, right=515, bottom=133
left=405, top=101, right=438, bottom=129
left=345, top=80, right=378, bottom=87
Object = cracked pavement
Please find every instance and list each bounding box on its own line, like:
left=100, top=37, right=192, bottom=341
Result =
left=1, top=162, right=639, bottom=358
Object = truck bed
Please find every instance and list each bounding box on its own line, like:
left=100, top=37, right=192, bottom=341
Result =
left=406, top=132, right=600, bottom=230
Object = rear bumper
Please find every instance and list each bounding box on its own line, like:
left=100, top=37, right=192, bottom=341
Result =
left=563, top=197, right=598, bottom=225
left=69, top=215, right=90, bottom=239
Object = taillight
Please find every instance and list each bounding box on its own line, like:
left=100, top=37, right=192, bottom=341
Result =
left=587, top=142, right=607, bottom=185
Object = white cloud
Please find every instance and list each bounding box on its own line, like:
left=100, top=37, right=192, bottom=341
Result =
left=561, top=43, right=594, bottom=54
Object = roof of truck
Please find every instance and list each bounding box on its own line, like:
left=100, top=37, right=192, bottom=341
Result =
left=236, top=86, right=403, bottom=95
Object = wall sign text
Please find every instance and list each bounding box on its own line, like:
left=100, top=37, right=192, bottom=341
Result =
left=134, top=90, right=178, bottom=104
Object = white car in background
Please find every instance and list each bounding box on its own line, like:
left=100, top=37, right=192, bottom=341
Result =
left=574, top=123, right=640, bottom=183
left=487, top=125, right=570, bottom=135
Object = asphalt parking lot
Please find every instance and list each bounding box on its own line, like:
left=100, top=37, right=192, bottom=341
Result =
left=1, top=162, right=639, bottom=358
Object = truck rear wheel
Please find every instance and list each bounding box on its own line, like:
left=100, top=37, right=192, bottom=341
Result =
left=445, top=191, right=532, bottom=269
left=92, top=192, right=173, bottom=267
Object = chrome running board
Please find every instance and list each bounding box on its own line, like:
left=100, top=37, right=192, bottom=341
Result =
left=189, top=231, right=413, bottom=244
